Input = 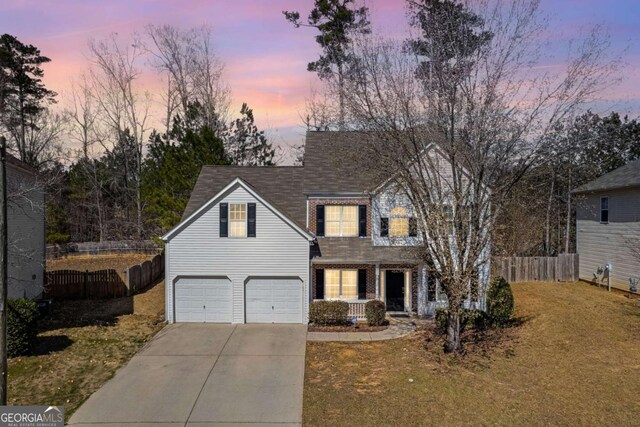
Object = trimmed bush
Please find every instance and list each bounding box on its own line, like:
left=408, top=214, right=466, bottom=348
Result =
left=461, top=308, right=489, bottom=331
left=365, top=300, right=386, bottom=326
left=435, top=307, right=489, bottom=333
left=435, top=307, right=448, bottom=333
left=487, top=276, right=514, bottom=327
left=309, top=300, right=350, bottom=326
left=8, top=298, right=39, bottom=357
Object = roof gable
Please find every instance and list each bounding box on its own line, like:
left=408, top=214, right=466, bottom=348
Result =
left=163, top=177, right=314, bottom=242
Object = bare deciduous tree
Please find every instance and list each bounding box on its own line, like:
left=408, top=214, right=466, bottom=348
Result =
left=332, top=0, right=617, bottom=352
left=146, top=24, right=230, bottom=133
left=87, top=33, right=152, bottom=239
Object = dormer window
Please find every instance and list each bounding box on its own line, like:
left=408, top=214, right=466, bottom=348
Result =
left=389, top=207, right=409, bottom=237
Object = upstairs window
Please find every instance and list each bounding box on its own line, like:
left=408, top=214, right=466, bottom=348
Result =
left=229, top=203, right=247, bottom=237
left=389, top=207, right=409, bottom=237
left=600, top=197, right=609, bottom=223
left=325, top=205, right=358, bottom=237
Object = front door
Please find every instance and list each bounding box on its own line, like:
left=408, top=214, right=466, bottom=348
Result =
left=385, top=270, right=405, bottom=311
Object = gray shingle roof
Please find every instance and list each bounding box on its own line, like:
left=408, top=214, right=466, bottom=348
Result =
left=181, top=166, right=307, bottom=227
left=312, top=238, right=421, bottom=264
left=572, top=159, right=640, bottom=194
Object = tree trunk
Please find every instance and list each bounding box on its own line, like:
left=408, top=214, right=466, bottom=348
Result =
left=545, top=172, right=555, bottom=255
left=444, top=309, right=462, bottom=353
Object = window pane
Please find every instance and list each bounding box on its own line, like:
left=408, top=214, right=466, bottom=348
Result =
left=325, top=222, right=341, bottom=237
left=325, top=269, right=340, bottom=299
left=229, top=203, right=247, bottom=237
left=341, top=270, right=358, bottom=299
left=230, top=221, right=246, bottom=237
left=325, top=206, right=341, bottom=221
left=601, top=197, right=608, bottom=210
left=341, top=206, right=358, bottom=236
left=390, top=207, right=407, bottom=216
left=390, top=217, right=409, bottom=237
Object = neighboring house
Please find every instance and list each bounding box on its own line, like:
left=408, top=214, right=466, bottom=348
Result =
left=7, top=154, right=45, bottom=299
left=573, top=159, right=640, bottom=292
left=162, top=132, right=489, bottom=324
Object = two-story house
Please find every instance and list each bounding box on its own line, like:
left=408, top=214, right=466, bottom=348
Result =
left=162, top=131, right=488, bottom=323
left=573, top=159, right=640, bottom=292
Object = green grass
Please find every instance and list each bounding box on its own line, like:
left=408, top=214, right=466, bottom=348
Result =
left=303, top=281, right=640, bottom=426
left=8, top=281, right=165, bottom=421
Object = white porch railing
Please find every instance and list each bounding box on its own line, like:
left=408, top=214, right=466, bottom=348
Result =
left=347, top=301, right=368, bottom=319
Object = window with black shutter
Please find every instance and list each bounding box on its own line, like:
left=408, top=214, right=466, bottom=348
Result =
left=358, top=269, right=367, bottom=299
left=358, top=205, right=367, bottom=237
left=247, top=203, right=256, bottom=237
left=380, top=217, right=389, bottom=237
left=219, top=203, right=228, bottom=237
left=409, top=217, right=418, bottom=237
left=315, top=269, right=325, bottom=299
left=316, top=205, right=325, bottom=236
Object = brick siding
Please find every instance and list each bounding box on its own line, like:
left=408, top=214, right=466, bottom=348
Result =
left=308, top=198, right=371, bottom=237
left=312, top=263, right=376, bottom=300
left=312, top=263, right=419, bottom=311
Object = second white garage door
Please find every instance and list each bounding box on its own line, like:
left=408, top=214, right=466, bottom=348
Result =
left=174, top=277, right=232, bottom=323
left=245, top=278, right=303, bottom=323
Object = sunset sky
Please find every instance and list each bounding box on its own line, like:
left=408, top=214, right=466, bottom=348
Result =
left=1, top=0, right=639, bottom=161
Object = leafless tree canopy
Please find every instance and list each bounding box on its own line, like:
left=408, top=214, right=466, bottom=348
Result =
left=146, top=24, right=230, bottom=133
left=328, top=0, right=617, bottom=352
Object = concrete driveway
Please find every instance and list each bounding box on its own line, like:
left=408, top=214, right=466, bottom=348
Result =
left=68, top=324, right=307, bottom=426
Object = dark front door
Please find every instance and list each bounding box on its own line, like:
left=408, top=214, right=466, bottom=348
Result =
left=385, top=270, right=405, bottom=311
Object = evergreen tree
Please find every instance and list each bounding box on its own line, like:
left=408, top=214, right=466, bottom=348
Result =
left=224, top=103, right=275, bottom=166
left=143, top=103, right=228, bottom=234
left=0, top=34, right=57, bottom=166
left=284, top=0, right=370, bottom=128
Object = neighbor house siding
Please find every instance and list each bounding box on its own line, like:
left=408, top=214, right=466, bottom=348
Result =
left=166, top=184, right=310, bottom=323
left=576, top=187, right=640, bottom=291
left=8, top=163, right=44, bottom=299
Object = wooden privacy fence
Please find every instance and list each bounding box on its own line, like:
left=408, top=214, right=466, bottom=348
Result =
left=125, top=254, right=164, bottom=295
left=44, top=269, right=127, bottom=299
left=493, top=254, right=579, bottom=283
left=45, top=253, right=164, bottom=300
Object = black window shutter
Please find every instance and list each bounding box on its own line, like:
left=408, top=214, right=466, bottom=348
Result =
left=380, top=218, right=389, bottom=237
left=358, top=269, right=367, bottom=300
left=316, top=269, right=325, bottom=299
left=409, top=217, right=418, bottom=237
left=247, top=203, right=256, bottom=237
left=220, top=203, right=228, bottom=237
left=358, top=205, right=367, bottom=237
left=316, top=205, right=325, bottom=237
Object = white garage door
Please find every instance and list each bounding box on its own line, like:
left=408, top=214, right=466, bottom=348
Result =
left=245, top=278, right=303, bottom=323
left=175, top=277, right=232, bottom=323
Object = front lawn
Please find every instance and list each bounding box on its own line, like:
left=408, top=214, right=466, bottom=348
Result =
left=8, top=280, right=165, bottom=421
left=304, top=281, right=640, bottom=426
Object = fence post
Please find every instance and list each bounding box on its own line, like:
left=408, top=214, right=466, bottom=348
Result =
left=83, top=270, right=88, bottom=299
left=125, top=268, right=131, bottom=296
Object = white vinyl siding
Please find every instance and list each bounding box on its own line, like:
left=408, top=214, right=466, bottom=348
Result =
left=8, top=164, right=44, bottom=299
left=576, top=188, right=640, bottom=291
left=165, top=183, right=310, bottom=323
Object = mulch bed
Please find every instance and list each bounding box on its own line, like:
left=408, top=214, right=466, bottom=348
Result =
left=308, top=323, right=389, bottom=333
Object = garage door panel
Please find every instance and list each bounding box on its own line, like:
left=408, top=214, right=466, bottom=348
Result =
left=175, top=277, right=232, bottom=323
left=246, top=278, right=302, bottom=324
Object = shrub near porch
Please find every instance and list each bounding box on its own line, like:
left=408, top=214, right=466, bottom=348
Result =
left=303, top=281, right=640, bottom=426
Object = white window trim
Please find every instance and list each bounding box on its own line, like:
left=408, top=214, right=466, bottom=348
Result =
left=323, top=269, right=359, bottom=301
left=229, top=202, right=247, bottom=238
left=325, top=205, right=358, bottom=237
left=600, top=196, right=609, bottom=224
